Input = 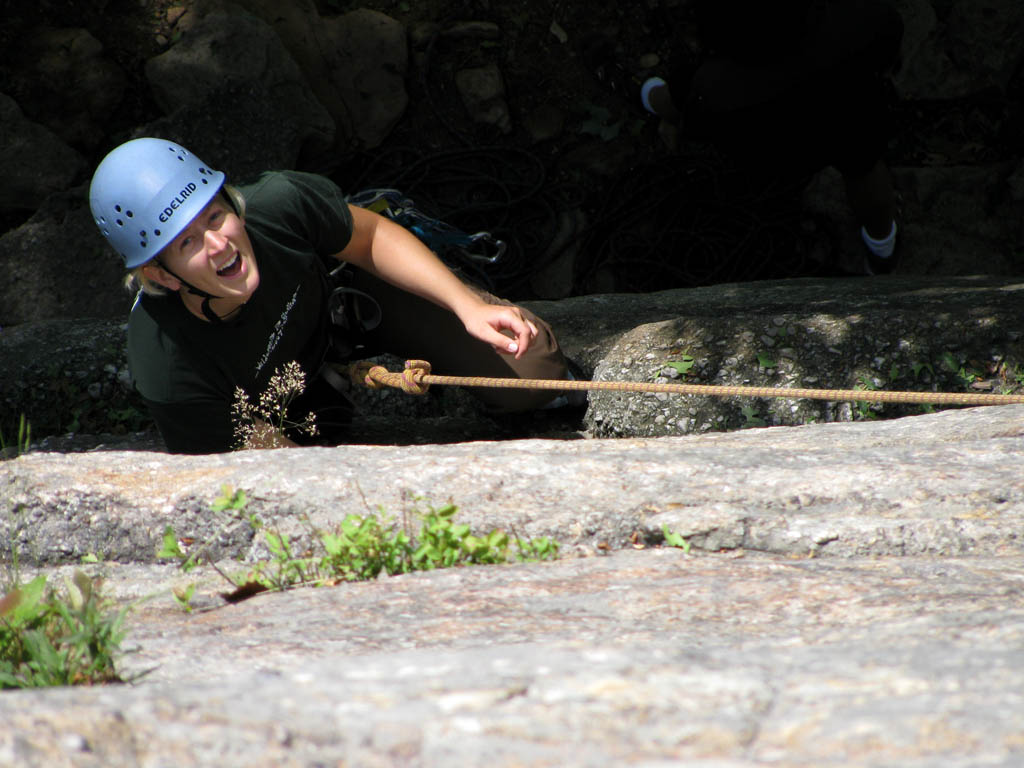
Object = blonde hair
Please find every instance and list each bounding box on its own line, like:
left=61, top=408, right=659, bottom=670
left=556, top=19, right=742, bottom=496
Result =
left=123, top=184, right=247, bottom=296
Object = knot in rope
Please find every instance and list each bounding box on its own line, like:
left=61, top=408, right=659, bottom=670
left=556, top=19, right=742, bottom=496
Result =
left=352, top=359, right=432, bottom=395
left=400, top=359, right=432, bottom=395
left=347, top=361, right=384, bottom=389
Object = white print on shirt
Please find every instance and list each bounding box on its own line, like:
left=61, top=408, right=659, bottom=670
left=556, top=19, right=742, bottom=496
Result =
left=254, top=286, right=300, bottom=378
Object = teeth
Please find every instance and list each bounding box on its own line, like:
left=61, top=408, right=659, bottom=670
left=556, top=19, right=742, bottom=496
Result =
left=217, top=253, right=239, bottom=273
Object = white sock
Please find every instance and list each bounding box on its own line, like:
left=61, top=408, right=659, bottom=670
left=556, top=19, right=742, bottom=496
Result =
left=861, top=220, right=898, bottom=259
left=640, top=76, right=666, bottom=115
left=541, top=366, right=582, bottom=410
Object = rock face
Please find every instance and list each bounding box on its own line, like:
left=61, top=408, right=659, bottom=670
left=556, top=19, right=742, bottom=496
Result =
left=2, top=403, right=1023, bottom=765
left=571, top=275, right=1024, bottom=436
left=893, top=0, right=1024, bottom=98
left=1, top=3, right=1023, bottom=762
left=4, top=403, right=1024, bottom=564
left=0, top=94, right=87, bottom=212
left=4, top=275, right=1022, bottom=446
left=143, top=9, right=336, bottom=168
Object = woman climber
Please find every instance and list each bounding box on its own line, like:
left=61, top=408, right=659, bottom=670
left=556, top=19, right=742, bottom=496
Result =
left=89, top=137, right=574, bottom=453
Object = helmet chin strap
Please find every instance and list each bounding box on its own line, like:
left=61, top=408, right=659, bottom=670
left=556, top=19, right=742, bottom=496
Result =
left=155, top=258, right=230, bottom=324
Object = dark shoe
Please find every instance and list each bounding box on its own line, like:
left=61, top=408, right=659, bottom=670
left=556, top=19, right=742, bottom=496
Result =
left=864, top=247, right=899, bottom=275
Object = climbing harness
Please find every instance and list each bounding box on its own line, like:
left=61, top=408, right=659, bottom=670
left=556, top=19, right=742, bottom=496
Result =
left=347, top=187, right=506, bottom=270
left=340, top=144, right=576, bottom=296
left=347, top=359, right=1024, bottom=407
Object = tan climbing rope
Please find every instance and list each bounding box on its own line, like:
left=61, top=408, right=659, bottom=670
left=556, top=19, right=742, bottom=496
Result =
left=348, top=359, right=1024, bottom=407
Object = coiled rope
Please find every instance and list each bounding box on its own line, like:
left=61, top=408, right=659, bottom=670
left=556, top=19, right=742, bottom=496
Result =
left=349, top=359, right=1024, bottom=407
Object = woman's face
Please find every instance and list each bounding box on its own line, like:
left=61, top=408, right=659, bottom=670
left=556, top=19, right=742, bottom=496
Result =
left=146, top=194, right=259, bottom=318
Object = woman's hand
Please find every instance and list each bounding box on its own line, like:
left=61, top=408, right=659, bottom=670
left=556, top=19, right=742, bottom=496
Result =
left=338, top=206, right=541, bottom=359
left=458, top=301, right=539, bottom=359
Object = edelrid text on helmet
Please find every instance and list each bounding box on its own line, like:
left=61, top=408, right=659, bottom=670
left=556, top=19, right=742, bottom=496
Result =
left=159, top=182, right=200, bottom=223
left=89, top=138, right=226, bottom=268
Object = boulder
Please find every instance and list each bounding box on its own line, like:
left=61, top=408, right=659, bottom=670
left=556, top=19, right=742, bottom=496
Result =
left=144, top=8, right=335, bottom=170
left=564, top=275, right=1024, bottom=437
left=455, top=64, right=513, bottom=134
left=234, top=0, right=409, bottom=155
left=140, top=80, right=325, bottom=184
left=0, top=94, right=87, bottom=213
left=0, top=189, right=129, bottom=328
left=0, top=318, right=144, bottom=444
left=3, top=25, right=126, bottom=151
left=893, top=0, right=1024, bottom=98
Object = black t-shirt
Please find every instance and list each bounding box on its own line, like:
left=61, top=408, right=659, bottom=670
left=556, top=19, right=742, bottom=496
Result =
left=127, top=170, right=353, bottom=453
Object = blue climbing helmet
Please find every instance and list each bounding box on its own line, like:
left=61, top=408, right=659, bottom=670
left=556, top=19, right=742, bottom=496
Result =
left=89, top=137, right=225, bottom=268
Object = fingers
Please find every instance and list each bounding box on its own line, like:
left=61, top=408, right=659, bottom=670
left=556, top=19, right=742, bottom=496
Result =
left=467, top=306, right=538, bottom=359
left=501, top=309, right=538, bottom=359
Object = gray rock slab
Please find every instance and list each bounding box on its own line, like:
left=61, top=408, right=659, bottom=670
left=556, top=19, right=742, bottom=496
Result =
left=3, top=377, right=1024, bottom=766
left=3, top=404, right=1024, bottom=566
left=2, top=549, right=1023, bottom=766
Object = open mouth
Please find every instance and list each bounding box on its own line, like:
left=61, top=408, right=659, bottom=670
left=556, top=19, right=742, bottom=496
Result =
left=216, top=252, right=242, bottom=277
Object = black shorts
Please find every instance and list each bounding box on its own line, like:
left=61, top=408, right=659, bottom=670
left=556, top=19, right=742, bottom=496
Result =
left=674, top=0, right=903, bottom=179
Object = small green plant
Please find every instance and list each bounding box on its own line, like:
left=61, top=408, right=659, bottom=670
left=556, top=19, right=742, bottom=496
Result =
left=0, top=571, right=129, bottom=689
left=516, top=534, right=560, bottom=562
left=959, top=364, right=983, bottom=388
left=157, top=526, right=201, bottom=573
left=911, top=362, right=936, bottom=412
left=412, top=503, right=507, bottom=569
left=757, top=352, right=777, bottom=370
left=911, top=361, right=934, bottom=381
left=171, top=584, right=197, bottom=613
left=997, top=365, right=1024, bottom=394
left=854, top=375, right=880, bottom=420
left=939, top=351, right=960, bottom=374
left=663, top=355, right=696, bottom=377
left=318, top=512, right=413, bottom=582
left=662, top=526, right=691, bottom=553
left=159, top=489, right=561, bottom=599
left=245, top=521, right=320, bottom=591
left=938, top=351, right=981, bottom=387
left=0, top=414, right=31, bottom=459
left=740, top=405, right=767, bottom=429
